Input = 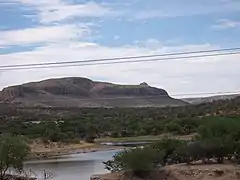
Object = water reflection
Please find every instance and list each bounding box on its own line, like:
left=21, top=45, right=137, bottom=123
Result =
left=24, top=150, right=120, bottom=180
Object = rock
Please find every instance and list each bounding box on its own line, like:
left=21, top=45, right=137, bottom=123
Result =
left=139, top=82, right=149, bottom=86
left=90, top=174, right=102, bottom=180
left=213, top=168, right=225, bottom=176
left=208, top=172, right=213, bottom=176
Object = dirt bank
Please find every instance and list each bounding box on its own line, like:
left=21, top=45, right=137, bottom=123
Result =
left=28, top=140, right=122, bottom=160
left=96, top=163, right=240, bottom=180
left=3, top=174, right=36, bottom=180
left=28, top=134, right=194, bottom=160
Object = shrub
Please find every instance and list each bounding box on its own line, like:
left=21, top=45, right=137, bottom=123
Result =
left=152, top=138, right=186, bottom=165
left=164, top=122, right=181, bottom=134
left=103, top=147, right=158, bottom=178
left=0, top=135, right=30, bottom=180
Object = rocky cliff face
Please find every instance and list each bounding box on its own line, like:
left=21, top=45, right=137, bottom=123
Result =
left=0, top=77, right=188, bottom=107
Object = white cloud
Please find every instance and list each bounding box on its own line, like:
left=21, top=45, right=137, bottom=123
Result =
left=0, top=40, right=240, bottom=96
left=212, top=19, right=240, bottom=30
left=1, top=0, right=240, bottom=97
left=132, top=11, right=168, bottom=20
left=8, top=0, right=240, bottom=23
left=114, top=35, right=120, bottom=40
left=7, top=0, right=114, bottom=24
left=127, top=0, right=240, bottom=20
left=0, top=24, right=90, bottom=46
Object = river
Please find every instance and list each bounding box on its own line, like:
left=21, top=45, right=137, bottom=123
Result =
left=23, top=149, right=120, bottom=180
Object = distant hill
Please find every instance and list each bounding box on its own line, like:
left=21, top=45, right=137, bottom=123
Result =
left=183, top=94, right=240, bottom=104
left=0, top=77, right=187, bottom=107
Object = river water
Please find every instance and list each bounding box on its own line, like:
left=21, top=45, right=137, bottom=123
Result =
left=23, top=149, right=120, bottom=180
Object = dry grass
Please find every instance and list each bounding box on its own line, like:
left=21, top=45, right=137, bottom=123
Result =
left=30, top=140, right=95, bottom=153
left=96, top=134, right=194, bottom=143
left=28, top=140, right=121, bottom=160
left=99, top=163, right=240, bottom=180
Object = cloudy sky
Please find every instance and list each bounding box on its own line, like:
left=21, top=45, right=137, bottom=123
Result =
left=0, top=0, right=240, bottom=97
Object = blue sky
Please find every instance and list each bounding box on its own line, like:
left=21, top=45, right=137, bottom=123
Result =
left=0, top=0, right=240, bottom=96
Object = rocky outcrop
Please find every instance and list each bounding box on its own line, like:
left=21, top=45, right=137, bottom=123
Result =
left=0, top=77, right=188, bottom=107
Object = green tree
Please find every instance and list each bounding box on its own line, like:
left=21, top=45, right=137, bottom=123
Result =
left=164, top=121, right=181, bottom=134
left=152, top=138, right=186, bottom=166
left=84, top=125, right=97, bottom=143
left=104, top=147, right=158, bottom=178
left=0, top=135, right=30, bottom=180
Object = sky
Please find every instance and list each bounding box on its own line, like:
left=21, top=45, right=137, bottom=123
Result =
left=0, top=0, right=240, bottom=97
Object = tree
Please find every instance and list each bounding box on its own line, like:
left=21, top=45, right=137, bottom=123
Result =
left=42, top=126, right=62, bottom=142
left=84, top=125, right=97, bottom=143
left=0, top=135, right=30, bottom=180
left=104, top=147, right=158, bottom=178
left=164, top=122, right=181, bottom=134
left=186, top=141, right=206, bottom=163
left=151, top=138, right=186, bottom=166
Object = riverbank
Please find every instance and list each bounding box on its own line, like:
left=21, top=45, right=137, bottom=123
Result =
left=96, top=134, right=194, bottom=143
left=3, top=174, right=36, bottom=180
left=29, top=141, right=122, bottom=160
left=28, top=134, right=194, bottom=160
left=93, top=163, right=240, bottom=180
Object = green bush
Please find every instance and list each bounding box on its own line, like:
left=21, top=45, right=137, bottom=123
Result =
left=164, top=122, right=181, bottom=134
left=152, top=138, right=187, bottom=165
left=104, top=147, right=158, bottom=177
left=0, top=135, right=30, bottom=180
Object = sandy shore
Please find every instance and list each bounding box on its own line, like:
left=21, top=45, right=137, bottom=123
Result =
left=28, top=141, right=122, bottom=160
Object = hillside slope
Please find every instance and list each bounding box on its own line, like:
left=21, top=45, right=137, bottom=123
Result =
left=183, top=94, right=240, bottom=104
left=0, top=77, right=187, bottom=107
